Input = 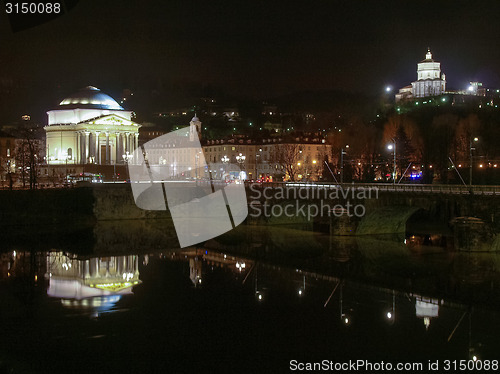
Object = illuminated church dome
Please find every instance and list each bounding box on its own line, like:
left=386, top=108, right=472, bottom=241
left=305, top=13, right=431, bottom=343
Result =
left=45, top=85, right=140, bottom=166
left=59, top=86, right=123, bottom=110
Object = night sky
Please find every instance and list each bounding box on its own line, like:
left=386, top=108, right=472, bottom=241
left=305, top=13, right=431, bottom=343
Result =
left=2, top=0, right=500, bottom=122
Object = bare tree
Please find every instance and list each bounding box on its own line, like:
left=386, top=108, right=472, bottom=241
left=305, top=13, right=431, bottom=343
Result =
left=15, top=128, right=43, bottom=189
left=271, top=143, right=300, bottom=181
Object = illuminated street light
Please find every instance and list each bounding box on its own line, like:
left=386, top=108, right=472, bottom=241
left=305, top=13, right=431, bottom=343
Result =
left=236, top=153, right=246, bottom=180
left=385, top=291, right=396, bottom=324
left=387, top=139, right=396, bottom=185
left=470, top=137, right=479, bottom=186
left=340, top=145, right=349, bottom=184
left=122, top=151, right=132, bottom=164
left=236, top=153, right=245, bottom=165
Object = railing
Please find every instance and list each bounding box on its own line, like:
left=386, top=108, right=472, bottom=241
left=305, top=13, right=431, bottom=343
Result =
left=245, top=181, right=500, bottom=196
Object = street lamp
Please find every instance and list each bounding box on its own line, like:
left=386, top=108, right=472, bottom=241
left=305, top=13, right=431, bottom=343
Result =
left=340, top=145, right=349, bottom=184
left=60, top=152, right=69, bottom=182
left=221, top=155, right=229, bottom=180
left=470, top=137, right=479, bottom=186
left=385, top=291, right=396, bottom=325
left=236, top=153, right=246, bottom=181
left=236, top=153, right=245, bottom=165
left=122, top=151, right=132, bottom=164
left=387, top=139, right=396, bottom=185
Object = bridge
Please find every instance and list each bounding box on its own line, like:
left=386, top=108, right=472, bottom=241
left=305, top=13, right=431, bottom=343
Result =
left=245, top=181, right=500, bottom=251
left=1, top=181, right=498, bottom=251
left=249, top=181, right=500, bottom=196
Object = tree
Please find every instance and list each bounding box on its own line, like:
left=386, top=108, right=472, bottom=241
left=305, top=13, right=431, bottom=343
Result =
left=15, top=128, right=43, bottom=189
left=428, top=114, right=458, bottom=183
left=271, top=143, right=300, bottom=181
left=453, top=114, right=481, bottom=163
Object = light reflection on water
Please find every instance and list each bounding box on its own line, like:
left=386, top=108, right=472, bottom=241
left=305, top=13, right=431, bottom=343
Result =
left=0, top=224, right=499, bottom=372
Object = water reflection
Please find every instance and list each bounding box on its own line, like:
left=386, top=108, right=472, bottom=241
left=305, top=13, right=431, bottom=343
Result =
left=47, top=252, right=141, bottom=315
left=415, top=296, right=440, bottom=330
left=0, top=224, right=500, bottom=371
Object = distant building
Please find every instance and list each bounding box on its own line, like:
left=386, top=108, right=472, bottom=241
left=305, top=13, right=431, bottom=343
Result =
left=203, top=135, right=331, bottom=181
left=263, top=121, right=282, bottom=133
left=466, top=81, right=486, bottom=96
left=44, top=86, right=141, bottom=165
left=396, top=49, right=446, bottom=102
left=136, top=116, right=203, bottom=181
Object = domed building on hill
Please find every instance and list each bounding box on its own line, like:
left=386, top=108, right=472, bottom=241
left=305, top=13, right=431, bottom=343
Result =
left=44, top=86, right=141, bottom=165
left=395, top=49, right=446, bottom=102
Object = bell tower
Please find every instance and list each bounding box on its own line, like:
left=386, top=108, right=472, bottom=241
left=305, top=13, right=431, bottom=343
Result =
left=189, top=114, right=202, bottom=141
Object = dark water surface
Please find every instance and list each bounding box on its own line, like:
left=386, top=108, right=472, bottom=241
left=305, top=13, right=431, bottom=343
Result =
left=0, top=224, right=499, bottom=373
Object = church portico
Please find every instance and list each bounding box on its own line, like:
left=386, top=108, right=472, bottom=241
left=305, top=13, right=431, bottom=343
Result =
left=44, top=86, right=141, bottom=166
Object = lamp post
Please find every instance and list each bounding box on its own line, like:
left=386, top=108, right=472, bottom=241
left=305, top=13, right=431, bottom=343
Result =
left=387, top=139, right=396, bottom=185
left=122, top=152, right=132, bottom=182
left=221, top=155, right=229, bottom=180
left=340, top=145, right=349, bottom=184
left=122, top=151, right=132, bottom=164
left=470, top=137, right=479, bottom=186
left=61, top=152, right=69, bottom=182
left=236, top=153, right=246, bottom=181
left=385, top=290, right=396, bottom=325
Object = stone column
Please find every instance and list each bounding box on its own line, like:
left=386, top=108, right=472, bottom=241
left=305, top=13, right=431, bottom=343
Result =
left=123, top=133, right=127, bottom=156
left=134, top=133, right=139, bottom=164
left=84, top=131, right=90, bottom=164
left=89, top=257, right=98, bottom=277
left=105, top=132, right=110, bottom=164
left=84, top=260, right=90, bottom=279
left=76, top=132, right=80, bottom=164
left=115, top=133, right=120, bottom=164
left=95, top=131, right=100, bottom=164
left=80, top=132, right=85, bottom=164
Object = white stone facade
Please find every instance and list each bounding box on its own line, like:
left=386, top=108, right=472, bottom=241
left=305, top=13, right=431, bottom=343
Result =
left=44, top=87, right=140, bottom=165
left=396, top=49, right=446, bottom=102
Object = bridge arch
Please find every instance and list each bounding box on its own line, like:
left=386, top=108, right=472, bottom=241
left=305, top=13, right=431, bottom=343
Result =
left=356, top=206, right=424, bottom=235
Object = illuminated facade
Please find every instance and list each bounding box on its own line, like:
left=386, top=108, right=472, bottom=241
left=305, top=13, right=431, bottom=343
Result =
left=138, top=116, right=203, bottom=180
left=44, top=86, right=141, bottom=165
left=396, top=49, right=446, bottom=102
left=203, top=137, right=332, bottom=181
left=46, top=252, right=140, bottom=300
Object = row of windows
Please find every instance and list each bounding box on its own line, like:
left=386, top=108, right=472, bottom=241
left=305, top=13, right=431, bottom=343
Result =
left=205, top=145, right=326, bottom=152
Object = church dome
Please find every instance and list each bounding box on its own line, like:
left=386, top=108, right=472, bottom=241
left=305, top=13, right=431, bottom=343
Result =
left=59, top=86, right=123, bottom=110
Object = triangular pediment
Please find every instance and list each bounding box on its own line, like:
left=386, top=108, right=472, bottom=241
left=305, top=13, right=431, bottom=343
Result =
left=79, top=114, right=140, bottom=127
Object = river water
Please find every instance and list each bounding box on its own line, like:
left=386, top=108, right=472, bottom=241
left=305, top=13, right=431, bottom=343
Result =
left=0, top=224, right=499, bottom=373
